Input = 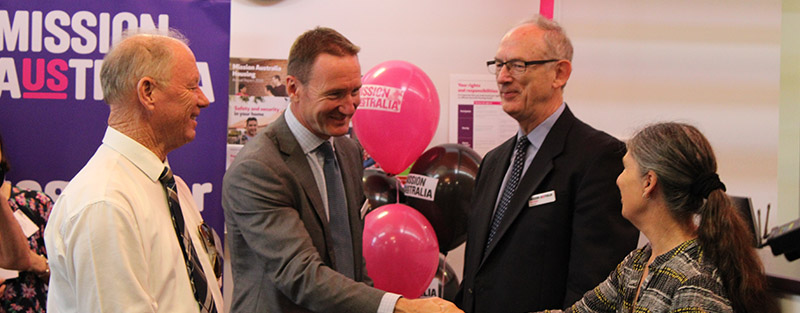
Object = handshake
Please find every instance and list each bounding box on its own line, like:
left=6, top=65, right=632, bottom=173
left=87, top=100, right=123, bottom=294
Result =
left=395, top=297, right=463, bottom=313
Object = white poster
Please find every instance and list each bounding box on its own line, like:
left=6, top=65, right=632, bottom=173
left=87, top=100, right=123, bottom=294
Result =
left=227, top=58, right=290, bottom=166
left=448, top=74, right=518, bottom=156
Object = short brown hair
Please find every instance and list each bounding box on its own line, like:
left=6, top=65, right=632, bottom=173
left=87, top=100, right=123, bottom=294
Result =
left=287, top=27, right=360, bottom=84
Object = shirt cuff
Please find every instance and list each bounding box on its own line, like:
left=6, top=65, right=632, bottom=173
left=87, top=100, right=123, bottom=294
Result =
left=377, top=292, right=402, bottom=313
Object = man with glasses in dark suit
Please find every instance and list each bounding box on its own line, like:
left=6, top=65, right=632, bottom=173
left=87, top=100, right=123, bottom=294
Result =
left=456, top=15, right=639, bottom=313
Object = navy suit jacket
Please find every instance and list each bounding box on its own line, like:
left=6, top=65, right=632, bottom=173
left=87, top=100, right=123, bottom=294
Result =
left=457, top=106, right=639, bottom=313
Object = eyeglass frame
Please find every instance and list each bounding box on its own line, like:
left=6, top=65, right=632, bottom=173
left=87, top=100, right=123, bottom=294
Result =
left=486, top=59, right=560, bottom=75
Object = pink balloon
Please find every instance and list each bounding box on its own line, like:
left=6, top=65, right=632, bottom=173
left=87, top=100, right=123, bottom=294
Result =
left=362, top=204, right=439, bottom=299
left=353, top=60, right=440, bottom=175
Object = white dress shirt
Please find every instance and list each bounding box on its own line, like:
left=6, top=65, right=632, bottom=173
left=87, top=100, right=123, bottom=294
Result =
left=44, top=127, right=223, bottom=313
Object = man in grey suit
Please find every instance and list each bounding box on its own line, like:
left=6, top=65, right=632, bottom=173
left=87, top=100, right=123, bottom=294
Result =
left=223, top=27, right=461, bottom=313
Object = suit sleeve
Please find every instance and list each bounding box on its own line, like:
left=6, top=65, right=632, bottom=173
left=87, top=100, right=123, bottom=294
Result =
left=563, top=140, right=639, bottom=307
left=223, top=156, right=385, bottom=313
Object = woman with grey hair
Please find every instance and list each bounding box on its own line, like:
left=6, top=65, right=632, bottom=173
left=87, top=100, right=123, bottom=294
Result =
left=539, top=122, right=776, bottom=313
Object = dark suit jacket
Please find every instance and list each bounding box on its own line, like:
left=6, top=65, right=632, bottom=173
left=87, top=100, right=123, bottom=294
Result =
left=456, top=106, right=639, bottom=313
left=222, top=114, right=384, bottom=313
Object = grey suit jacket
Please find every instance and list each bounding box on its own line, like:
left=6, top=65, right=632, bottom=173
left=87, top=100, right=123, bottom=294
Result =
left=222, top=113, right=384, bottom=313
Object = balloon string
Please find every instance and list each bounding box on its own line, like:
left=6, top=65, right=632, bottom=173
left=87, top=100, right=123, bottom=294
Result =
left=441, top=253, right=447, bottom=299
left=395, top=176, right=400, bottom=204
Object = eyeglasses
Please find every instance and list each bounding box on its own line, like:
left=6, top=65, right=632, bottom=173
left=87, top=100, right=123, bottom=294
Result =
left=197, top=222, right=223, bottom=280
left=487, top=59, right=559, bottom=75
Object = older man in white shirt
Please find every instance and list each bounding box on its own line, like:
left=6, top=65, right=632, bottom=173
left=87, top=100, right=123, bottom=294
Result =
left=45, top=30, right=222, bottom=313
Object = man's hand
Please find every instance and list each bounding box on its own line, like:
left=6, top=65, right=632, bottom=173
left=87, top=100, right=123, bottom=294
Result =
left=394, top=297, right=463, bottom=313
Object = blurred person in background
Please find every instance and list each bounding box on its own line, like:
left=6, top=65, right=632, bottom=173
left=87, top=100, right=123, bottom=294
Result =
left=0, top=132, right=53, bottom=313
left=265, top=75, right=288, bottom=97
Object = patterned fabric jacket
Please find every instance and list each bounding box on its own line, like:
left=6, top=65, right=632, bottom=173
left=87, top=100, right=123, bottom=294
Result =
left=542, top=239, right=732, bottom=313
left=1, top=186, right=53, bottom=313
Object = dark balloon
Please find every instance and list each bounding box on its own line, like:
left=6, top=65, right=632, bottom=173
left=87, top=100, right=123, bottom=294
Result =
left=406, top=144, right=481, bottom=253
left=437, top=255, right=460, bottom=302
left=421, top=255, right=460, bottom=300
left=362, top=168, right=405, bottom=213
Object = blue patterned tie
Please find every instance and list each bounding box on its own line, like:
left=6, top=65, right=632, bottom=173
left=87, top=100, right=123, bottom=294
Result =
left=159, top=167, right=218, bottom=313
left=486, top=136, right=530, bottom=248
left=318, top=141, right=355, bottom=279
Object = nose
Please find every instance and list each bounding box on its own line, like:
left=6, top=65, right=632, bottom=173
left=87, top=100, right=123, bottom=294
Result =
left=341, top=92, right=359, bottom=115
left=496, top=64, right=513, bottom=84
left=197, top=87, right=210, bottom=108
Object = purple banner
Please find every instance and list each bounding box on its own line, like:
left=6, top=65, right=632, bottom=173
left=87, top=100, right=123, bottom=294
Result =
left=0, top=0, right=231, bottom=234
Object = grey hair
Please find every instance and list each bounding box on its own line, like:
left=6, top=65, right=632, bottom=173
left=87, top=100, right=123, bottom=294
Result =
left=519, top=15, right=573, bottom=61
left=626, top=122, right=777, bottom=313
left=100, top=28, right=189, bottom=105
left=626, top=122, right=715, bottom=221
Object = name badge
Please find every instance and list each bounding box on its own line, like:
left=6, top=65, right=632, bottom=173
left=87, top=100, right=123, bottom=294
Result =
left=528, top=190, right=556, bottom=207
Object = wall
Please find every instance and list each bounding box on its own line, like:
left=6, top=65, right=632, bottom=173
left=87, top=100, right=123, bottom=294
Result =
left=561, top=0, right=781, bottom=223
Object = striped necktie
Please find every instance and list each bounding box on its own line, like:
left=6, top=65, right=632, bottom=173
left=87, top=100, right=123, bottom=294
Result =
left=159, top=167, right=218, bottom=313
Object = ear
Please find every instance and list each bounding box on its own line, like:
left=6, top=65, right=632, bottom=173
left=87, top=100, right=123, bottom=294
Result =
left=552, top=60, right=572, bottom=89
left=137, top=77, right=157, bottom=112
left=286, top=75, right=302, bottom=103
left=641, top=170, right=658, bottom=198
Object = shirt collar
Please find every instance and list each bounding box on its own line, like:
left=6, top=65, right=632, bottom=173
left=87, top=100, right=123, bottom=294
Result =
left=517, top=102, right=565, bottom=148
left=285, top=105, right=328, bottom=154
left=102, top=126, right=169, bottom=183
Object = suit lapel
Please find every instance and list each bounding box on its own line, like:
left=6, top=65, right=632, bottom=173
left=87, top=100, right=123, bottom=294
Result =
left=480, top=107, right=577, bottom=265
left=471, top=137, right=515, bottom=260
left=271, top=115, right=330, bottom=233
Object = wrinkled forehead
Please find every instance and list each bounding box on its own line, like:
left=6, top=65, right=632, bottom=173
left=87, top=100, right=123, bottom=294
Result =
left=169, top=43, right=200, bottom=79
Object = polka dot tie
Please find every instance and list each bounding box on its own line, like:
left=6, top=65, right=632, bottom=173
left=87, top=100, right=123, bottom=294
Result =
left=486, top=136, right=530, bottom=249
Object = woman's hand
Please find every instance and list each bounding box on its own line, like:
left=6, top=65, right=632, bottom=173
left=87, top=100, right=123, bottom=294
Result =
left=27, top=251, right=49, bottom=281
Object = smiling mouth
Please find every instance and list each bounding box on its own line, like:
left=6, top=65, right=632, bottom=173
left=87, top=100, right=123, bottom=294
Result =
left=330, top=113, right=350, bottom=121
left=500, top=90, right=519, bottom=98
